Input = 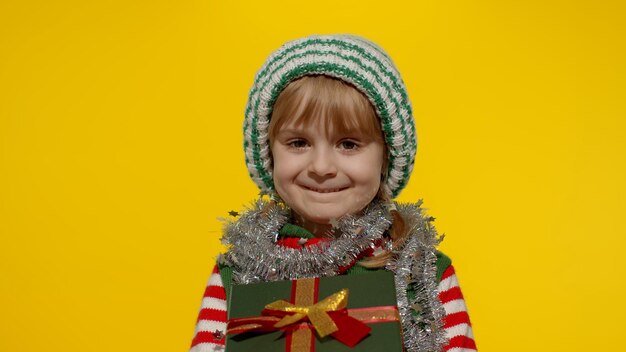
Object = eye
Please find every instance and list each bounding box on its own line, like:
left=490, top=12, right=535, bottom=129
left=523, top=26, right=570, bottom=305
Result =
left=287, top=139, right=309, bottom=149
left=338, top=139, right=360, bottom=151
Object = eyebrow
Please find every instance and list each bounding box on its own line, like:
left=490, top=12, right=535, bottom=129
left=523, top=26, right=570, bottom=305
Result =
left=275, top=128, right=303, bottom=134
left=276, top=128, right=374, bottom=143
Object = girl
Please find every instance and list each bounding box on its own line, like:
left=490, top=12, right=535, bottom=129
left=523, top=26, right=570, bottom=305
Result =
left=190, top=35, right=476, bottom=351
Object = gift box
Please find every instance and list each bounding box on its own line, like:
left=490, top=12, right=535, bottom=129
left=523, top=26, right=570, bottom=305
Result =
left=226, top=270, right=403, bottom=352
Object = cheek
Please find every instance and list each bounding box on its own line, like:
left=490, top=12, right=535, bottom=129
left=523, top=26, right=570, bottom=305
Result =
left=271, top=150, right=300, bottom=188
left=350, top=150, right=385, bottom=185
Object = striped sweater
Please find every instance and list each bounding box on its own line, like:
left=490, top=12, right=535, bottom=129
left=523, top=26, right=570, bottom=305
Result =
left=190, top=260, right=476, bottom=352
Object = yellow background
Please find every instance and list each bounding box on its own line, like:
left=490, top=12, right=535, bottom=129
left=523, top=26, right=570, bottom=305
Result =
left=1, top=0, right=624, bottom=351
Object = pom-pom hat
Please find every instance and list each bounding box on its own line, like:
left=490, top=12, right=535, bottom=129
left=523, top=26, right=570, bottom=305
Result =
left=244, top=34, right=417, bottom=198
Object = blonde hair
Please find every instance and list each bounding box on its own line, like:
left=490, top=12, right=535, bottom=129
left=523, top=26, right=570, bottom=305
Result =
left=267, top=75, right=408, bottom=268
left=268, top=75, right=383, bottom=145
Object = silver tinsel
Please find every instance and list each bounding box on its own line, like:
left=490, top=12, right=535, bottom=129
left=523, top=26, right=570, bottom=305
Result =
left=222, top=199, right=392, bottom=283
left=220, top=198, right=447, bottom=351
left=386, top=203, right=448, bottom=352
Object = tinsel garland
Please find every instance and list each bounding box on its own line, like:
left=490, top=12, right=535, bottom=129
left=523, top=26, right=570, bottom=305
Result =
left=220, top=199, right=392, bottom=283
left=386, top=202, right=448, bottom=352
left=219, top=198, right=447, bottom=352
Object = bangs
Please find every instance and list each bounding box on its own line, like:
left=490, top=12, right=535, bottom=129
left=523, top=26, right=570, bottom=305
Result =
left=269, top=75, right=384, bottom=142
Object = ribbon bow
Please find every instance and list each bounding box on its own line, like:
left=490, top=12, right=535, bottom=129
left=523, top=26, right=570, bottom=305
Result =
left=227, top=282, right=387, bottom=348
left=264, top=288, right=348, bottom=337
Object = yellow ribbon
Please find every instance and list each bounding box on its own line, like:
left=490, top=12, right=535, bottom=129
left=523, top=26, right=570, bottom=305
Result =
left=264, top=288, right=349, bottom=338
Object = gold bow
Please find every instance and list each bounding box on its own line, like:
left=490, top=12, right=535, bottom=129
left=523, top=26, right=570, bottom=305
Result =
left=264, top=288, right=349, bottom=338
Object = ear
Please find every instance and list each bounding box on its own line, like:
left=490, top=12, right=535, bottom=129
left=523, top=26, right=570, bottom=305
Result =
left=381, top=147, right=389, bottom=179
left=266, top=141, right=274, bottom=166
left=380, top=162, right=389, bottom=181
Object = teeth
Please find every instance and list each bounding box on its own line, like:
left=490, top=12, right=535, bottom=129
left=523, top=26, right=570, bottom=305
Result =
left=307, top=187, right=342, bottom=193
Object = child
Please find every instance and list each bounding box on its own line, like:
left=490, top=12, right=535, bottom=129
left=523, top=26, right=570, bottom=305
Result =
left=190, top=35, right=476, bottom=352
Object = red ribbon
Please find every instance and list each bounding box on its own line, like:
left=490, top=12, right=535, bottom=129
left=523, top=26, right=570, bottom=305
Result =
left=227, top=278, right=399, bottom=349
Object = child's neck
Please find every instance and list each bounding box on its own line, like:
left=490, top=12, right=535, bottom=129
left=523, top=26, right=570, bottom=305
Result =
left=293, top=214, right=336, bottom=238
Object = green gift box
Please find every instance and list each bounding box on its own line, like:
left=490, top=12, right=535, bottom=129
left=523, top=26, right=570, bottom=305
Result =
left=225, top=270, right=403, bottom=352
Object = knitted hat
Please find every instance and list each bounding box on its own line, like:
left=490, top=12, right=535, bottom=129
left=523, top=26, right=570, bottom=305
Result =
left=244, top=34, right=416, bottom=198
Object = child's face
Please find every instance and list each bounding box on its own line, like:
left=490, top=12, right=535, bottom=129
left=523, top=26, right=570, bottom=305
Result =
left=271, top=120, right=385, bottom=230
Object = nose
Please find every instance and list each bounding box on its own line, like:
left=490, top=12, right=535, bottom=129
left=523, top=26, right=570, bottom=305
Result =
left=308, top=147, right=337, bottom=178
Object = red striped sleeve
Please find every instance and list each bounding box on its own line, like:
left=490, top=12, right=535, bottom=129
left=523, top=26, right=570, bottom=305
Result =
left=437, top=264, right=477, bottom=351
left=190, top=265, right=227, bottom=352
left=191, top=331, right=226, bottom=347
left=203, top=285, right=227, bottom=301
left=446, top=335, right=478, bottom=350
left=197, top=308, right=227, bottom=322
left=441, top=265, right=456, bottom=280
left=439, top=286, right=464, bottom=304
left=444, top=311, right=471, bottom=329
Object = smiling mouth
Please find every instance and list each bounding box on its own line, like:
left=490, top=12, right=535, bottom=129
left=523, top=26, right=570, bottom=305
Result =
left=302, top=185, right=348, bottom=193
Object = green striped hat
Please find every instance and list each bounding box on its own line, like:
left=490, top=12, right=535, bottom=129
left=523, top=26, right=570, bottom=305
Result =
left=244, top=34, right=417, bottom=198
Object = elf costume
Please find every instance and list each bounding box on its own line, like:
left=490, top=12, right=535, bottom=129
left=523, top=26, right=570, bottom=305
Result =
left=190, top=35, right=476, bottom=352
